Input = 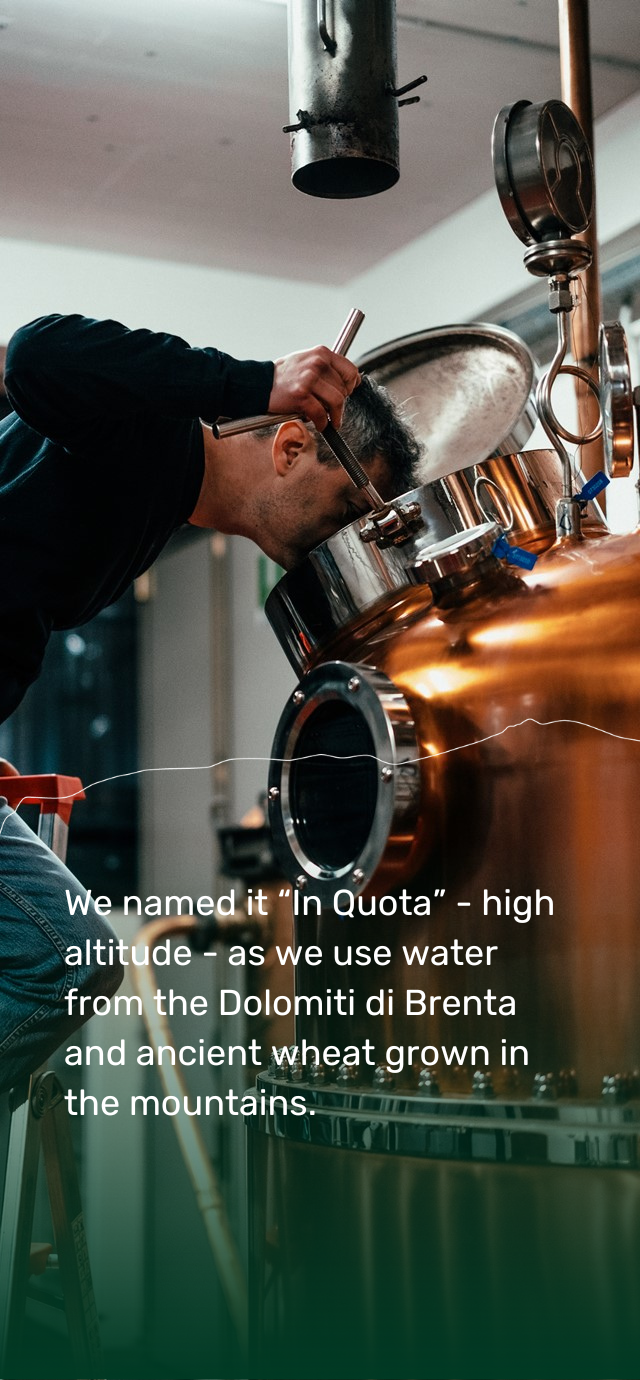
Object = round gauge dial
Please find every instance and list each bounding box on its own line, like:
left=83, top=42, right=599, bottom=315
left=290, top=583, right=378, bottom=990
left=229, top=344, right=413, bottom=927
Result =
left=492, top=99, right=594, bottom=246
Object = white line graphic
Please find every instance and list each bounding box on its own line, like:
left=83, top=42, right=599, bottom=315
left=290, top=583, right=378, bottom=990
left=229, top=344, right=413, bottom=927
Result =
left=1, top=714, right=640, bottom=836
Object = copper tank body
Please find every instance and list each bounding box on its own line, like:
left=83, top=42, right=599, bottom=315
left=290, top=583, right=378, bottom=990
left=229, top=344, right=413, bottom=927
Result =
left=248, top=514, right=640, bottom=1380
left=280, top=526, right=640, bottom=1100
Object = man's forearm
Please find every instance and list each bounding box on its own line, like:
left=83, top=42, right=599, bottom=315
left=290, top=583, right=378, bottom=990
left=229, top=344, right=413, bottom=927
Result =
left=4, top=313, right=274, bottom=450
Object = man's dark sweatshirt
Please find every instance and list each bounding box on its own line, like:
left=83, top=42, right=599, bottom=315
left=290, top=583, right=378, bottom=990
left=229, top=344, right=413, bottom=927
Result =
left=0, top=314, right=274, bottom=724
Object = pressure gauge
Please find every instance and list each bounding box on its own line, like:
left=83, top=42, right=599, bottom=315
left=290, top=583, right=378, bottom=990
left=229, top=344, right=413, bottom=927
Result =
left=492, top=99, right=594, bottom=246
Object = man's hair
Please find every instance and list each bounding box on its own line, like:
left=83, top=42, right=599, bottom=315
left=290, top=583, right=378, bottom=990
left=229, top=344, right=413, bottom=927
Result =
left=314, top=376, right=421, bottom=494
left=256, top=376, right=422, bottom=495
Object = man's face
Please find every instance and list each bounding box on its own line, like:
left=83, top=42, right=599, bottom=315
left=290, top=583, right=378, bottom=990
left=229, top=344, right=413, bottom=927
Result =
left=268, top=449, right=395, bottom=569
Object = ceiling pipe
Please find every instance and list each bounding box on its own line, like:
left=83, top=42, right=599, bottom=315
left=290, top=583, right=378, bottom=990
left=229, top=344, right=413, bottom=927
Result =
left=284, top=0, right=426, bottom=198
left=558, top=0, right=605, bottom=483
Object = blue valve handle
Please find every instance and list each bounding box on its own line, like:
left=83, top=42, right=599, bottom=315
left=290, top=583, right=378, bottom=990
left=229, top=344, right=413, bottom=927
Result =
left=576, top=470, right=609, bottom=507
left=492, top=535, right=538, bottom=571
left=491, top=475, right=609, bottom=568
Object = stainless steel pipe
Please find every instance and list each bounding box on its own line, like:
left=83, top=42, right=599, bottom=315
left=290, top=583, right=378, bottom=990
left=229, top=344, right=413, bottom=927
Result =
left=558, top=0, right=605, bottom=485
left=286, top=0, right=400, bottom=198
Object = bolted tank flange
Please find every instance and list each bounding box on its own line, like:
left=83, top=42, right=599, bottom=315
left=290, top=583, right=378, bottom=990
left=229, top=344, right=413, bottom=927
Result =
left=268, top=660, right=420, bottom=906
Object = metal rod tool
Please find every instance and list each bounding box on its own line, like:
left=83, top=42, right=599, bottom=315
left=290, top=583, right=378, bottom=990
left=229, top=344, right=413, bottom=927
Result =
left=320, top=421, right=386, bottom=511
left=211, top=306, right=387, bottom=514
left=212, top=307, right=365, bottom=438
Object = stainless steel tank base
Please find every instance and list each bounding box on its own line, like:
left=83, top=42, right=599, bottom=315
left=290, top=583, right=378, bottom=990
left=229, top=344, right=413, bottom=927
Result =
left=248, top=1078, right=640, bottom=1380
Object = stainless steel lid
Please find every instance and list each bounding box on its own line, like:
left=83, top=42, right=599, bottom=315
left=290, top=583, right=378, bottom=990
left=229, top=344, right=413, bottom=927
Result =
left=411, top=522, right=499, bottom=585
left=357, top=323, right=537, bottom=481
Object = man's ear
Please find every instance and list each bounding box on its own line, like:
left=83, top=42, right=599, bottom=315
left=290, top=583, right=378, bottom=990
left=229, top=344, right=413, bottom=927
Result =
left=272, top=420, right=315, bottom=477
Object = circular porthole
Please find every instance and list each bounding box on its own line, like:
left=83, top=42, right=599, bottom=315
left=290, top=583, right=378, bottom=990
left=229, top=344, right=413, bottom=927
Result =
left=268, top=662, right=420, bottom=906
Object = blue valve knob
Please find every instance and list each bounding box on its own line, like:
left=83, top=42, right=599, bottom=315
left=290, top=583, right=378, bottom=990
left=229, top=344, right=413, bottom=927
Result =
left=577, top=471, right=609, bottom=507
left=492, top=535, right=538, bottom=571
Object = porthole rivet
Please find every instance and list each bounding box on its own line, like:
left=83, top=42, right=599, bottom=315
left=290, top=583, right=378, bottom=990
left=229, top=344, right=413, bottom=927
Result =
left=381, top=765, right=393, bottom=783
left=347, top=676, right=361, bottom=693
left=293, top=689, right=305, bottom=706
left=352, top=867, right=365, bottom=885
left=268, top=786, right=280, bottom=801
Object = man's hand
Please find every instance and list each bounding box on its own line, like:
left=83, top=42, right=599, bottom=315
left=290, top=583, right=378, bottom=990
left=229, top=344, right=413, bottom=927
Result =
left=269, top=346, right=361, bottom=431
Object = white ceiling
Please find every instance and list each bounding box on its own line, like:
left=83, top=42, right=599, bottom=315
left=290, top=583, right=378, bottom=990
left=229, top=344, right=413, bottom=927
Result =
left=0, top=0, right=638, bottom=283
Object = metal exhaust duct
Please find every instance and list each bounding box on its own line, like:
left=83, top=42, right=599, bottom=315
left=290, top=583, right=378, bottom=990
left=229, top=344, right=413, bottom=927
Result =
left=285, top=0, right=426, bottom=199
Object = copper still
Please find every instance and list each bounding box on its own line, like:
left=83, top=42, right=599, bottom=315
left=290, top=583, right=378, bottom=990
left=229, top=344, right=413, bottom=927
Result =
left=247, top=102, right=640, bottom=1380
left=266, top=516, right=640, bottom=1100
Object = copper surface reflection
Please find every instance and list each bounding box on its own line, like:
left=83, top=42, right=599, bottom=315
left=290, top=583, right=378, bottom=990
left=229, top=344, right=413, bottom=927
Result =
left=288, top=529, right=640, bottom=1100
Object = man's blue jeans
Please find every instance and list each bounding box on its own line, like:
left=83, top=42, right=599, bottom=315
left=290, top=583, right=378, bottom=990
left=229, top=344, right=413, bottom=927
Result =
left=0, top=800, right=124, bottom=1093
